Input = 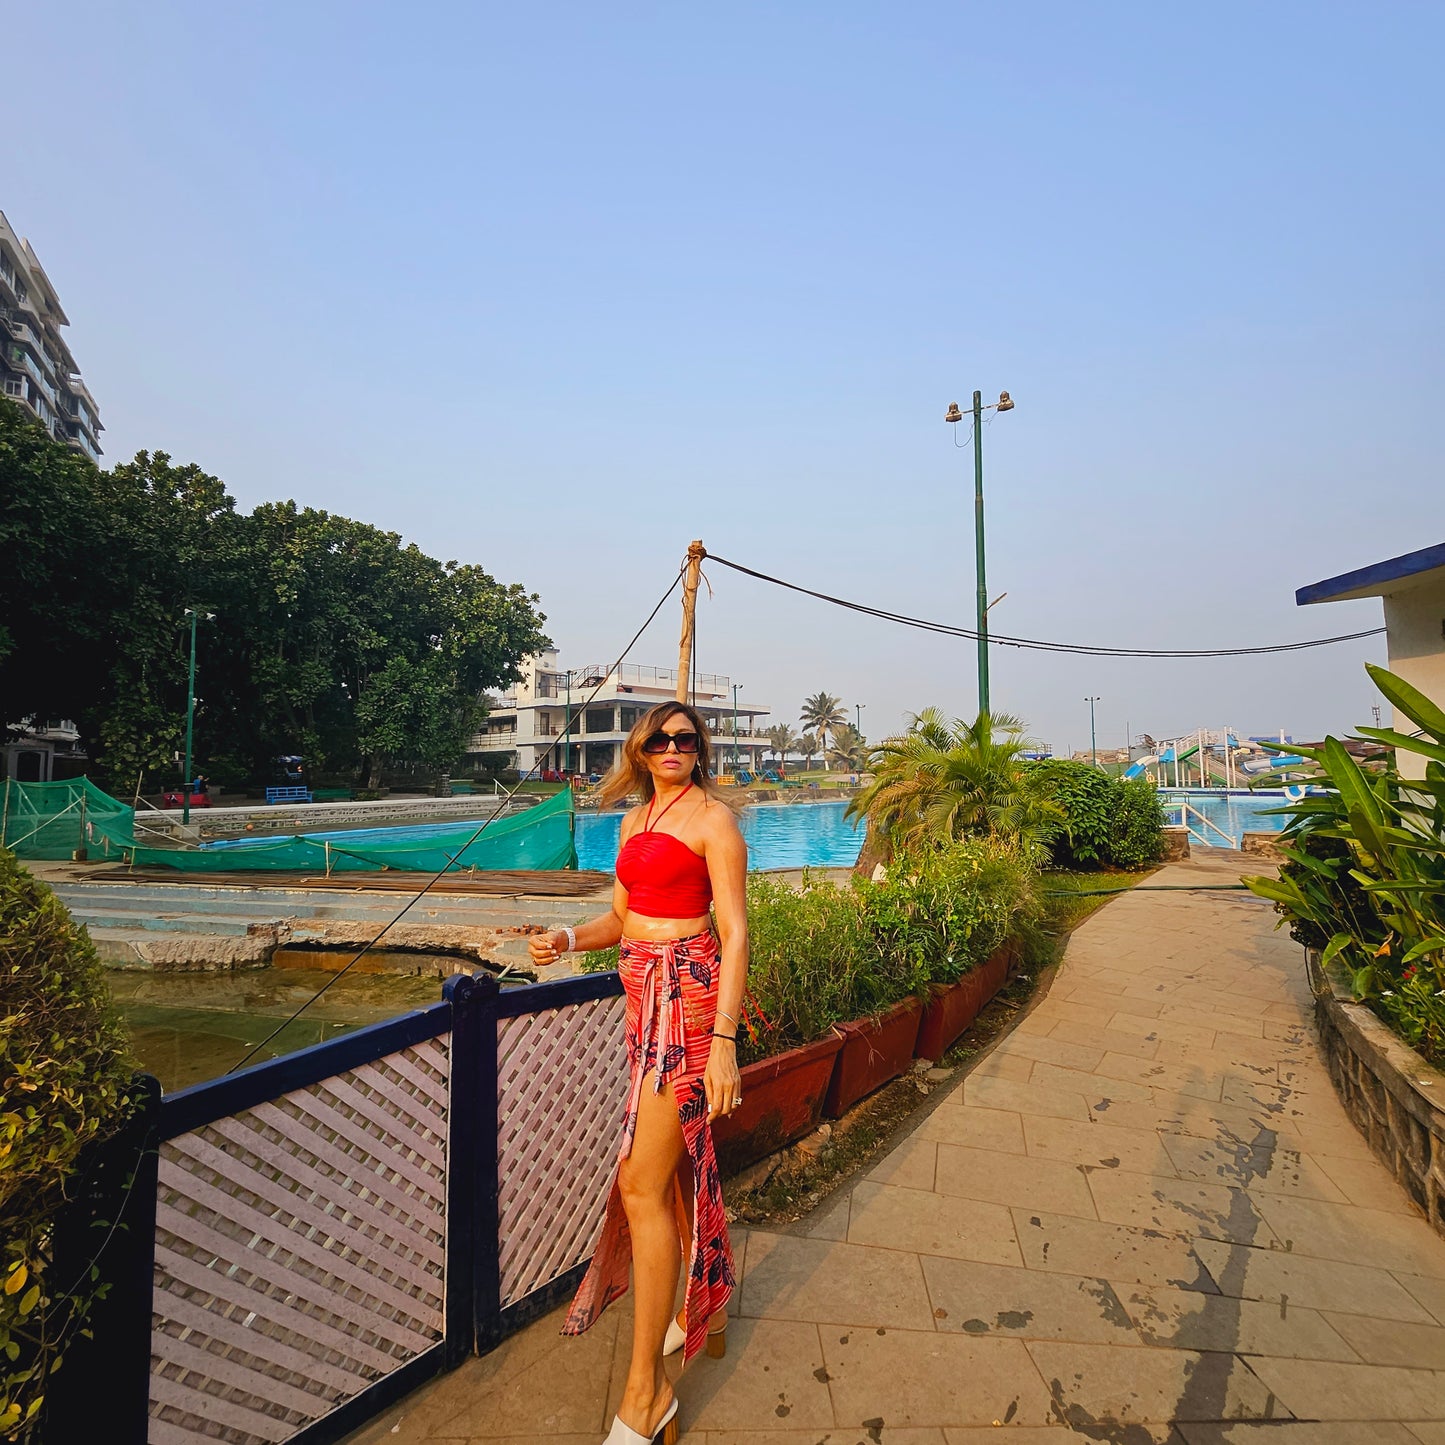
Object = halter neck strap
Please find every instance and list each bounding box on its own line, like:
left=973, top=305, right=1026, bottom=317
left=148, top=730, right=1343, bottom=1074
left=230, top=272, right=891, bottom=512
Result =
left=643, top=782, right=694, bottom=833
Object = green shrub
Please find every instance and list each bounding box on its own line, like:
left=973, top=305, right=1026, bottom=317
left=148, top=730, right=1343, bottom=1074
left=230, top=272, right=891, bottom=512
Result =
left=0, top=850, right=135, bottom=1439
left=1029, top=760, right=1164, bottom=871
left=856, top=837, right=1039, bottom=991
left=1108, top=777, right=1166, bottom=871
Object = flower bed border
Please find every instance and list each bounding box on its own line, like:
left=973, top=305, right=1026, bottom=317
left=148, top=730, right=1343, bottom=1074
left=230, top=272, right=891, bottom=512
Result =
left=1306, top=945, right=1445, bottom=1233
left=915, top=942, right=1015, bottom=1061
left=823, top=995, right=926, bottom=1119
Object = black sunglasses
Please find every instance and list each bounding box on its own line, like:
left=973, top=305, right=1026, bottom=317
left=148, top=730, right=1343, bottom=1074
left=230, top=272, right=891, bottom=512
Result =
left=641, top=729, right=701, bottom=755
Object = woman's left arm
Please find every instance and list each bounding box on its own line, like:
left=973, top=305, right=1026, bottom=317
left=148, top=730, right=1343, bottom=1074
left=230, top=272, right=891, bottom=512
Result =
left=703, top=806, right=749, bottom=1120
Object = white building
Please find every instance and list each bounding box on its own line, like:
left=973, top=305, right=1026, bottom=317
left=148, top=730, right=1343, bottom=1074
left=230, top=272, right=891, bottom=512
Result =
left=1298, top=541, right=1445, bottom=779
left=468, top=651, right=773, bottom=778
left=0, top=211, right=103, bottom=462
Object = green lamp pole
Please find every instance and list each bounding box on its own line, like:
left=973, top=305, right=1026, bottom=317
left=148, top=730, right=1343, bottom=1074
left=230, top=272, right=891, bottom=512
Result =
left=855, top=702, right=864, bottom=736
left=1085, top=696, right=1101, bottom=768
left=181, top=608, right=212, bottom=826
left=732, top=683, right=741, bottom=770
left=946, top=390, right=1014, bottom=717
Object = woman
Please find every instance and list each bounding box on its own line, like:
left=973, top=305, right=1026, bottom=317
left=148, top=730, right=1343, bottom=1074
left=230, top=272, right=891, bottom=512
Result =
left=528, top=700, right=748, bottom=1445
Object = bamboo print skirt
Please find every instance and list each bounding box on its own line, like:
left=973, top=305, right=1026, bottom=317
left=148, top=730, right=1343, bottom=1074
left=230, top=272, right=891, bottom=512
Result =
left=563, top=930, right=736, bottom=1364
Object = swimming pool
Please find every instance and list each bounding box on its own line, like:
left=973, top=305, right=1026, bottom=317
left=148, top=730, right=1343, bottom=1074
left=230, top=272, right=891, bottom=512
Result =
left=575, top=800, right=867, bottom=872
left=1159, top=790, right=1294, bottom=848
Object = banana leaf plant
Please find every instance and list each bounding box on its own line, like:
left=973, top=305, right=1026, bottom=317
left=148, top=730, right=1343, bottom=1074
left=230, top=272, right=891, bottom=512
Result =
left=1242, top=664, right=1445, bottom=1063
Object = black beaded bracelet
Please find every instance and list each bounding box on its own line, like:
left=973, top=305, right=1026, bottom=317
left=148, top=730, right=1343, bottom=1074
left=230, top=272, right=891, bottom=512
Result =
left=712, top=1031, right=737, bottom=1042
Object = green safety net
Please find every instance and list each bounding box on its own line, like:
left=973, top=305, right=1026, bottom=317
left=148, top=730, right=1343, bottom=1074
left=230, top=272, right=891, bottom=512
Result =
left=1, top=777, right=578, bottom=872
left=0, top=777, right=137, bottom=860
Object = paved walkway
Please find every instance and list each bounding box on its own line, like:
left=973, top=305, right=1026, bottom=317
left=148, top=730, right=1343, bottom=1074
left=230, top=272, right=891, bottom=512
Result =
left=346, top=852, right=1445, bottom=1444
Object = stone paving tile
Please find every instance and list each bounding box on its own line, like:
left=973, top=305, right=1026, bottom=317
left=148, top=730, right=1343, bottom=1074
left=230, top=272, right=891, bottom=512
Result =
left=1191, top=1238, right=1437, bottom=1321
left=1177, top=1425, right=1418, bottom=1444
left=821, top=1328, right=1054, bottom=1427
left=1119, top=1284, right=1359, bottom=1360
left=912, top=1103, right=1027, bottom=1154
left=945, top=1430, right=1181, bottom=1445
left=677, top=1318, right=835, bottom=1432
left=865, top=1136, right=938, bottom=1191
left=1027, top=1000, right=1124, bottom=1032
left=1248, top=1194, right=1445, bottom=1279
left=1047, top=1016, right=1164, bottom=1061
left=1022, top=1114, right=1176, bottom=1176
left=1085, top=1167, right=1282, bottom=1248
left=1028, top=1061, right=1159, bottom=1106
left=737, top=1232, right=936, bottom=1330
left=1395, top=1273, right=1445, bottom=1326
left=1320, top=1311, right=1445, bottom=1370
left=1285, top=1118, right=1380, bottom=1161
left=1243, top=1356, right=1445, bottom=1421
left=934, top=1141, right=1098, bottom=1218
left=845, top=1180, right=1023, bottom=1266
left=1157, top=1133, right=1351, bottom=1202
left=1263, top=1019, right=1311, bottom=1046
left=966, top=1052, right=1038, bottom=1083
left=1012, top=1209, right=1216, bottom=1292
left=1218, top=1075, right=1310, bottom=1122
left=1092, top=1052, right=1227, bottom=1103
left=1025, top=1340, right=1285, bottom=1425
left=1311, top=1150, right=1423, bottom=1214
left=697, top=1431, right=944, bottom=1445
left=1156, top=1036, right=1304, bottom=1075
left=1407, top=1425, right=1445, bottom=1442
left=922, top=1257, right=1141, bottom=1344
left=1085, top=1095, right=1302, bottom=1144
left=1157, top=1007, right=1266, bottom=1040
left=803, top=1192, right=852, bottom=1241
left=962, top=1075, right=1092, bottom=1122
left=993, top=1033, right=1108, bottom=1073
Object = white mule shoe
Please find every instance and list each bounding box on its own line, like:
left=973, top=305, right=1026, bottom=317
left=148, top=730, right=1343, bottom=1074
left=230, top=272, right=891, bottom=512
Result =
left=602, top=1395, right=679, bottom=1445
left=662, top=1313, right=727, bottom=1359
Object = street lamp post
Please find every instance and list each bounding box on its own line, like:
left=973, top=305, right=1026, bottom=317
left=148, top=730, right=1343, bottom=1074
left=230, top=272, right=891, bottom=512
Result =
left=946, top=391, right=1014, bottom=718
left=732, top=683, right=741, bottom=770
left=181, top=608, right=213, bottom=826
left=563, top=670, right=573, bottom=780
left=1085, top=696, right=1101, bottom=768
left=855, top=702, right=864, bottom=737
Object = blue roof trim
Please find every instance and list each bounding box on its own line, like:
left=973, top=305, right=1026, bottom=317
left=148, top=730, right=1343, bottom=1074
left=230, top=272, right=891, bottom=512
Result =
left=1297, top=542, right=1445, bottom=605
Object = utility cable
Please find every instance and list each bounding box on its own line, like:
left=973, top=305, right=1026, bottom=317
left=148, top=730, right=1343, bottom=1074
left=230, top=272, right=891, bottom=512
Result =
left=704, top=552, right=1385, bottom=659
left=224, top=566, right=684, bottom=1074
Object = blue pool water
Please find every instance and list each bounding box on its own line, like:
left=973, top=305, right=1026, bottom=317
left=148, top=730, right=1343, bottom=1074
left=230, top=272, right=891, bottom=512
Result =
left=1159, top=790, right=1293, bottom=848
left=575, top=800, right=867, bottom=872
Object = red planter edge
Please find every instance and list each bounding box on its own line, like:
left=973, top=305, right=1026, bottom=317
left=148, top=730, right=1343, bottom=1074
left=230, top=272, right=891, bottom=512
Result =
left=711, top=1031, right=844, bottom=1175
left=824, top=995, right=926, bottom=1119
left=915, top=941, right=1016, bottom=1061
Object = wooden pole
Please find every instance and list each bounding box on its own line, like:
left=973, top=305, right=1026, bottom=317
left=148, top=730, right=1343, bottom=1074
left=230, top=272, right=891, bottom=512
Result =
left=676, top=540, right=705, bottom=703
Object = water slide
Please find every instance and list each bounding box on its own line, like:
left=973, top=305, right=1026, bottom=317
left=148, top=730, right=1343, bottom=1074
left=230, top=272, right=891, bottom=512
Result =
left=1122, top=755, right=1158, bottom=781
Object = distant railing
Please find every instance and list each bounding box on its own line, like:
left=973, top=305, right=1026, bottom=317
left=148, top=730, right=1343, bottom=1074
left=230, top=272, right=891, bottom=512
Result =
left=52, top=971, right=628, bottom=1445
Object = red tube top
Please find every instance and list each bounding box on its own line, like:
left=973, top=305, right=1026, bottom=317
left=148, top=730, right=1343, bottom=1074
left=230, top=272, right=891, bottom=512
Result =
left=616, top=831, right=714, bottom=917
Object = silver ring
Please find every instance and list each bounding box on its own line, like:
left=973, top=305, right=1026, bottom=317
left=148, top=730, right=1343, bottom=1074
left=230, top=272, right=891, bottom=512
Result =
left=731, top=1096, right=743, bottom=1107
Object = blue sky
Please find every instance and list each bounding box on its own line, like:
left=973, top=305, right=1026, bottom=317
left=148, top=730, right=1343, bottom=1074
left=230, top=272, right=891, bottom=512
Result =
left=8, top=3, right=1442, bottom=752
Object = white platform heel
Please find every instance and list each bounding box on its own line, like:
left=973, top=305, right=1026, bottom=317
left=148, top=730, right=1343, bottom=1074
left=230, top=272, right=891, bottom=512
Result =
left=602, top=1395, right=679, bottom=1445
left=662, top=1312, right=727, bottom=1359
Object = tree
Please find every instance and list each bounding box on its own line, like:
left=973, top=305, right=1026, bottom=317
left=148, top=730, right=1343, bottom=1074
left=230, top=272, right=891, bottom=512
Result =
left=766, top=724, right=800, bottom=769
left=847, top=708, right=1063, bottom=857
left=827, top=722, right=867, bottom=772
left=798, top=732, right=819, bottom=771
left=800, top=692, right=846, bottom=771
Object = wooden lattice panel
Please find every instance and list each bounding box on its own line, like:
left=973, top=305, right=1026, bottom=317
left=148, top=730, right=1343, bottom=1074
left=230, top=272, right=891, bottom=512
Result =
left=148, top=1037, right=450, bottom=1445
left=497, top=995, right=629, bottom=1306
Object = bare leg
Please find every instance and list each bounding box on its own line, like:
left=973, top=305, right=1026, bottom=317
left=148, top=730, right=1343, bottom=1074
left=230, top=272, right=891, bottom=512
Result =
left=616, top=1081, right=686, bottom=1435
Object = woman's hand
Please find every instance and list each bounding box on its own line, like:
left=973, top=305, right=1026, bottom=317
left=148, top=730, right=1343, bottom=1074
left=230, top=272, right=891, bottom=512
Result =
left=527, top=929, right=565, bottom=968
left=704, top=1036, right=743, bottom=1121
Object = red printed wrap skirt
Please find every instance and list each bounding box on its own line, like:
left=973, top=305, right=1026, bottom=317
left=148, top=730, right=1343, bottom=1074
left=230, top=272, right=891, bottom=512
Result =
left=563, top=930, right=736, bottom=1364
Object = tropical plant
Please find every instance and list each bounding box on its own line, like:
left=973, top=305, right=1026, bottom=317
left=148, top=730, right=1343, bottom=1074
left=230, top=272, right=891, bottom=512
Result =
left=797, top=732, right=819, bottom=771
left=847, top=708, right=1063, bottom=858
left=827, top=722, right=867, bottom=772
left=1109, top=777, right=1167, bottom=871
left=765, top=724, right=800, bottom=768
left=1028, top=760, right=1164, bottom=871
left=800, top=692, right=846, bottom=770
left=0, top=850, right=136, bottom=1438
left=1243, top=664, right=1445, bottom=1063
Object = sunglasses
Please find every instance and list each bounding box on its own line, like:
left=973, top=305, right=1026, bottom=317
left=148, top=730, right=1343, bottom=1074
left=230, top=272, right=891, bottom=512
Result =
left=641, top=729, right=701, bottom=755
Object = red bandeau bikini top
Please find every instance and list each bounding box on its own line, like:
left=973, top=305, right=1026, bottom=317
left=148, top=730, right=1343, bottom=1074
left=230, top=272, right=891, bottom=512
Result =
left=615, top=785, right=713, bottom=918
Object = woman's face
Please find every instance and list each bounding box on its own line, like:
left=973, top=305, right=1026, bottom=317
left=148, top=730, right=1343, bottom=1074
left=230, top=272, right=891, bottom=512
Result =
left=643, top=710, right=701, bottom=789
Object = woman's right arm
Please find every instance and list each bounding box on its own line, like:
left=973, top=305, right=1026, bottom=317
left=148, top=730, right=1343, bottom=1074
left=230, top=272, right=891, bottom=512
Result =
left=526, top=812, right=633, bottom=966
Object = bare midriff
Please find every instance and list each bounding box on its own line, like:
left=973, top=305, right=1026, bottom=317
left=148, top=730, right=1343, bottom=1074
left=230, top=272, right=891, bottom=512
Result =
left=621, top=910, right=711, bottom=941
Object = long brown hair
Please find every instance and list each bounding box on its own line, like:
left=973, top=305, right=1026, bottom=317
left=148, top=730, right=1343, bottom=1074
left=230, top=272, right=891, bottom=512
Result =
left=595, top=700, right=739, bottom=811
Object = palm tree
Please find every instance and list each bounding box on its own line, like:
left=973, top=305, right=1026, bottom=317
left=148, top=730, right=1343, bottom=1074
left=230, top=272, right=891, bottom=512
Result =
left=827, top=722, right=867, bottom=773
left=766, top=724, right=800, bottom=771
left=798, top=732, right=819, bottom=772
left=800, top=692, right=846, bottom=771
left=846, top=708, right=1062, bottom=857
